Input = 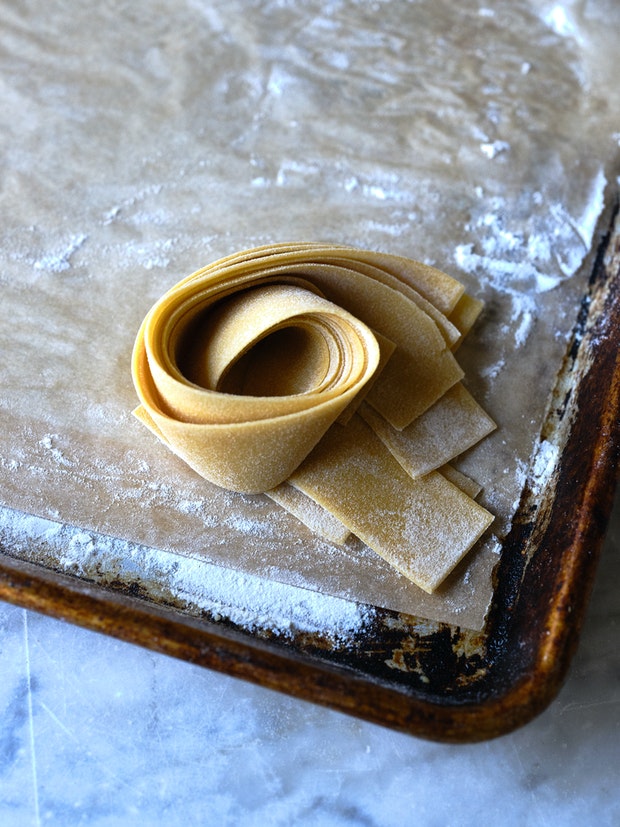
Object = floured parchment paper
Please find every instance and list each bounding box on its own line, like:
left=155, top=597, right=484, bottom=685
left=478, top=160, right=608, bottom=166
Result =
left=1, top=0, right=618, bottom=630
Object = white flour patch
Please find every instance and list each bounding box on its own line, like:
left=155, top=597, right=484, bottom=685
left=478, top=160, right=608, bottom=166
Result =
left=0, top=506, right=374, bottom=643
left=38, top=435, right=74, bottom=468
left=33, top=233, right=88, bottom=273
left=529, top=439, right=560, bottom=496
left=480, top=140, right=510, bottom=159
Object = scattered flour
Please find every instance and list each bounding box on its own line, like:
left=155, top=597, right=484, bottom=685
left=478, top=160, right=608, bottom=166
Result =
left=0, top=505, right=374, bottom=644
left=542, top=4, right=582, bottom=41
left=480, top=140, right=510, bottom=159
left=454, top=162, right=607, bottom=351
left=529, top=439, right=560, bottom=497
left=33, top=233, right=88, bottom=273
left=38, top=435, right=75, bottom=468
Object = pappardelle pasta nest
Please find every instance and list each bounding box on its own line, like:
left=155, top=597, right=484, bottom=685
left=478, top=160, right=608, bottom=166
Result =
left=132, top=243, right=496, bottom=594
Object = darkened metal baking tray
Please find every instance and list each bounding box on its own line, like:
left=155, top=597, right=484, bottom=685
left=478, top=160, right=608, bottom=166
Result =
left=1, top=204, right=618, bottom=743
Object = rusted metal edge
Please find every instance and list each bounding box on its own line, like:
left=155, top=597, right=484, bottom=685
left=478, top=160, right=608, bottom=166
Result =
left=473, top=198, right=620, bottom=735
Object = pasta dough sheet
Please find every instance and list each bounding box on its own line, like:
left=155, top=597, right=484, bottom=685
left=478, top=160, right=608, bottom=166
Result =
left=0, top=0, right=618, bottom=629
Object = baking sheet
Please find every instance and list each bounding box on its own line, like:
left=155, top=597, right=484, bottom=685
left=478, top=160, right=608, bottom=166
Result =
left=1, top=0, right=619, bottom=631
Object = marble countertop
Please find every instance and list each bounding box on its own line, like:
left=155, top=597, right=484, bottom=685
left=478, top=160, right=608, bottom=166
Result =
left=1, top=1, right=619, bottom=823
left=0, top=490, right=617, bottom=826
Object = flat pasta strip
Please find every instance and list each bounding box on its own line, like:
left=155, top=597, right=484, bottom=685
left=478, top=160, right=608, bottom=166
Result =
left=448, top=293, right=485, bottom=347
left=288, top=415, right=494, bottom=594
left=359, top=384, right=496, bottom=479
left=267, top=482, right=351, bottom=545
left=439, top=464, right=483, bottom=500
left=268, top=464, right=481, bottom=549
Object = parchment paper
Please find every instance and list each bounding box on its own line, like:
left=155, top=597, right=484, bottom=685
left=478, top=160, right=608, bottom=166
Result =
left=1, top=0, right=618, bottom=630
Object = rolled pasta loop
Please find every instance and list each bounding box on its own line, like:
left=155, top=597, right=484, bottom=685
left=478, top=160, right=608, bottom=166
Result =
left=132, top=251, right=384, bottom=492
